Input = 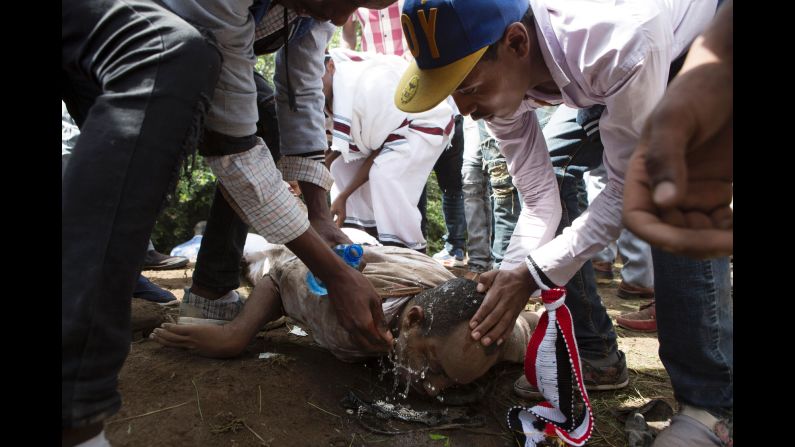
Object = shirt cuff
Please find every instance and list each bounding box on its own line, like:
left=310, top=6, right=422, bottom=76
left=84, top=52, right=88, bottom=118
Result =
left=525, top=254, right=561, bottom=291
left=277, top=155, right=334, bottom=191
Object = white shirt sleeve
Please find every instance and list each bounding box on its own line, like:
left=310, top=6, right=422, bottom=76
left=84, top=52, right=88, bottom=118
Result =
left=528, top=45, right=671, bottom=288
left=486, top=105, right=561, bottom=273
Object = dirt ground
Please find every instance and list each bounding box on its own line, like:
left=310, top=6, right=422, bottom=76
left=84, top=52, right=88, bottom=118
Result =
left=107, top=263, right=671, bottom=447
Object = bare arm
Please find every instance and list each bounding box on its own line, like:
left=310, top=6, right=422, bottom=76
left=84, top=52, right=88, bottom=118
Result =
left=341, top=15, right=358, bottom=50
left=301, top=181, right=354, bottom=245
left=285, top=226, right=393, bottom=352
left=152, top=277, right=284, bottom=358
left=325, top=149, right=341, bottom=170
left=330, top=150, right=381, bottom=227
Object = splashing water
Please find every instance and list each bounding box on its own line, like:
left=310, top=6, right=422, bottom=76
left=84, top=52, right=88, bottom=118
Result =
left=376, top=338, right=432, bottom=402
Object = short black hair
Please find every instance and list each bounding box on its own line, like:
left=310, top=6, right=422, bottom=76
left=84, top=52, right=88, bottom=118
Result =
left=409, top=278, right=485, bottom=338
left=480, top=7, right=535, bottom=61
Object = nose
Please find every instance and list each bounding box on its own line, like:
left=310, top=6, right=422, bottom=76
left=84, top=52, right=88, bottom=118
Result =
left=452, top=94, right=475, bottom=116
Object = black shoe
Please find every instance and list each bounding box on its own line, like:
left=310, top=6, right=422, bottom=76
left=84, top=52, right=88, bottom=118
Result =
left=132, top=275, right=177, bottom=305
left=143, top=250, right=189, bottom=270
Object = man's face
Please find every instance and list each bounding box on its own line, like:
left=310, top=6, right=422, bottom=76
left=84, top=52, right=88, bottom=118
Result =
left=395, top=320, right=500, bottom=397
left=451, top=54, right=530, bottom=121
left=279, top=0, right=394, bottom=26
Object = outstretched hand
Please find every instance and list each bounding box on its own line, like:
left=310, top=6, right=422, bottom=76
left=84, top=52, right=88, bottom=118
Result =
left=329, top=196, right=347, bottom=229
left=623, top=53, right=732, bottom=258
left=623, top=1, right=732, bottom=258
left=326, top=267, right=394, bottom=353
left=469, top=265, right=536, bottom=347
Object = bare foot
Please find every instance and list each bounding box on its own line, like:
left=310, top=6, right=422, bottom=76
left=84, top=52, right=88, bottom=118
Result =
left=150, top=323, right=247, bottom=358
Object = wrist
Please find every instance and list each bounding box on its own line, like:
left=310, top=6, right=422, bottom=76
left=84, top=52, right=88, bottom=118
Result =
left=515, top=262, right=539, bottom=295
left=524, top=255, right=553, bottom=291
left=300, top=181, right=331, bottom=221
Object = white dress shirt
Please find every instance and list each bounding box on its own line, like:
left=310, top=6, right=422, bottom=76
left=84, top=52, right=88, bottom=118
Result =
left=489, top=0, right=717, bottom=287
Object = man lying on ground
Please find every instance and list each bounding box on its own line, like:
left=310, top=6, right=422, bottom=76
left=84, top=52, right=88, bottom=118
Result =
left=151, top=245, right=538, bottom=396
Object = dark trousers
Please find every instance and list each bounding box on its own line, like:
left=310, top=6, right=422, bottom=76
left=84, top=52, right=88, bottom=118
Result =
left=542, top=104, right=618, bottom=359
left=62, top=0, right=221, bottom=428
left=191, top=76, right=281, bottom=294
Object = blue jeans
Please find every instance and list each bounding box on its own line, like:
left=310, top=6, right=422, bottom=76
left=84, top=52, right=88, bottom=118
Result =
left=652, top=250, right=733, bottom=417
left=542, top=104, right=618, bottom=359
left=62, top=0, right=221, bottom=428
left=587, top=165, right=654, bottom=288
left=462, top=119, right=520, bottom=271
left=593, top=228, right=655, bottom=289
left=419, top=115, right=467, bottom=252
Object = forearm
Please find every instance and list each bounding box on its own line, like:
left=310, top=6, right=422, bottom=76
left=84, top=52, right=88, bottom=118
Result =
left=528, top=179, right=624, bottom=287
left=683, top=0, right=732, bottom=72
left=341, top=18, right=357, bottom=50
left=300, top=181, right=333, bottom=222
left=325, top=150, right=341, bottom=169
left=338, top=150, right=380, bottom=199
left=228, top=276, right=284, bottom=343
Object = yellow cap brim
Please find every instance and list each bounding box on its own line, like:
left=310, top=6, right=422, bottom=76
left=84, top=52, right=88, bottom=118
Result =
left=394, top=47, right=488, bottom=113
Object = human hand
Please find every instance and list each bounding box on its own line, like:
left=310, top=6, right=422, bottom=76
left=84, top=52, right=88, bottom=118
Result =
left=330, top=196, right=347, bottom=228
left=469, top=265, right=536, bottom=347
left=326, top=268, right=394, bottom=353
left=623, top=60, right=732, bottom=258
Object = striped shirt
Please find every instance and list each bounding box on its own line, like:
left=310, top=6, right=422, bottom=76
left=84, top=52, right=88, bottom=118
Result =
left=353, top=1, right=407, bottom=56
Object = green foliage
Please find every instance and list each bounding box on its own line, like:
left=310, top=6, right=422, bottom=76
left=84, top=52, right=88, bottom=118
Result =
left=425, top=173, right=447, bottom=256
left=255, top=53, right=276, bottom=84
left=429, top=433, right=451, bottom=447
left=151, top=156, right=217, bottom=253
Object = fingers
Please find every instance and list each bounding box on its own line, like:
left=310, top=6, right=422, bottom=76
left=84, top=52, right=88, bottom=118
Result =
left=624, top=210, right=732, bottom=258
left=640, top=108, right=691, bottom=208
left=330, top=208, right=344, bottom=228
left=470, top=290, right=514, bottom=345
left=369, top=297, right=395, bottom=350
left=476, top=270, right=498, bottom=293
left=470, top=271, right=499, bottom=330
left=328, top=280, right=394, bottom=353
left=674, top=181, right=732, bottom=211
left=337, top=211, right=346, bottom=228
left=710, top=206, right=733, bottom=230
left=479, top=310, right=517, bottom=347
left=150, top=324, right=193, bottom=349
left=348, top=322, right=393, bottom=353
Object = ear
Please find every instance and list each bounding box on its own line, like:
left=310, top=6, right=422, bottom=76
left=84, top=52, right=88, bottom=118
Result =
left=502, top=22, right=531, bottom=59
left=406, top=305, right=425, bottom=328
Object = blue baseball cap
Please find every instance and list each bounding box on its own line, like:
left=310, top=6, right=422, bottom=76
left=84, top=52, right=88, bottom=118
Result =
left=394, top=0, right=530, bottom=113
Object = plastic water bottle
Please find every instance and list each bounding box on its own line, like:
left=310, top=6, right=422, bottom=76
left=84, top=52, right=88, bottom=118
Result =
left=306, top=244, right=364, bottom=295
